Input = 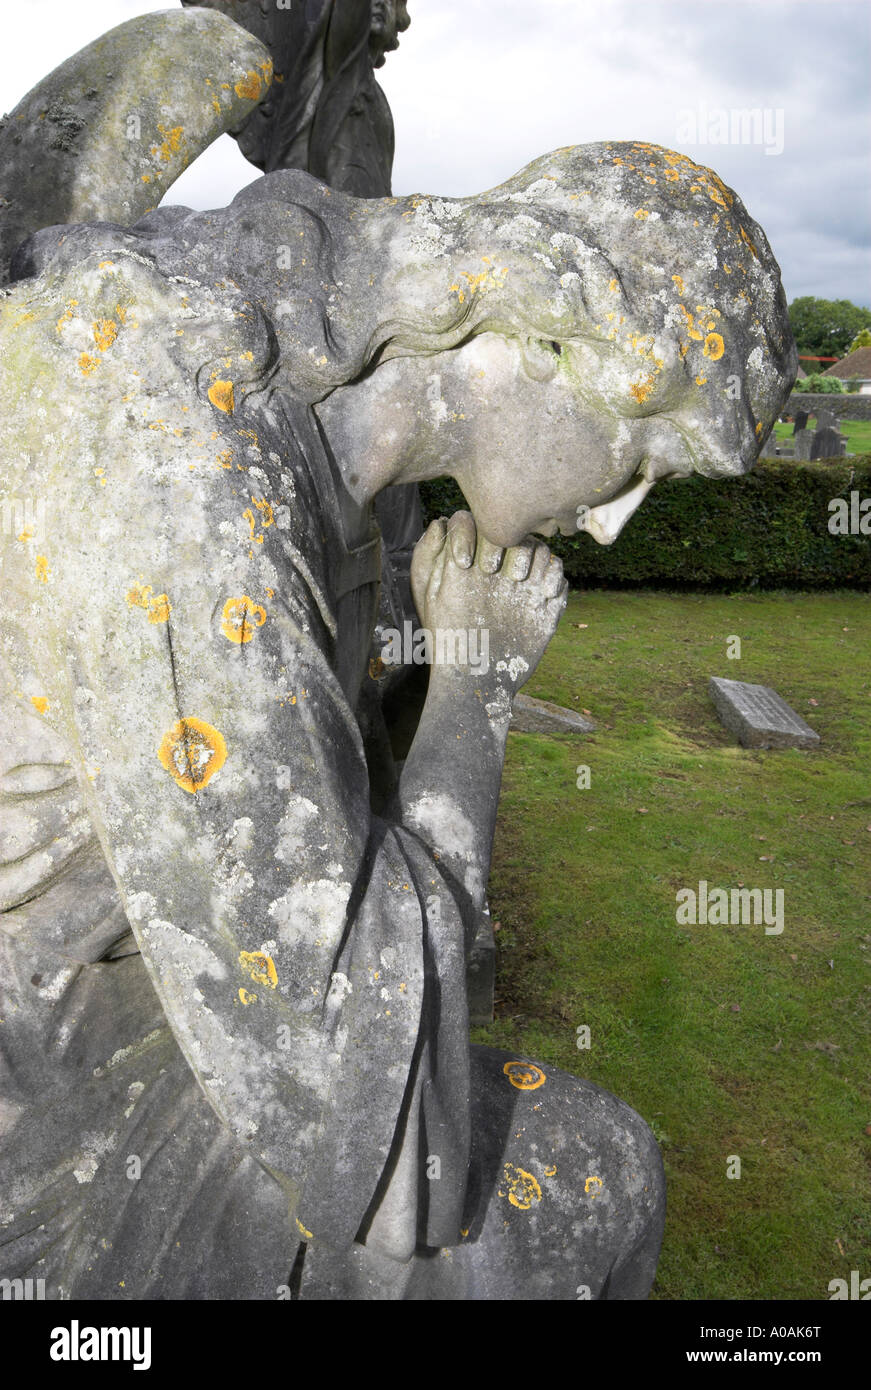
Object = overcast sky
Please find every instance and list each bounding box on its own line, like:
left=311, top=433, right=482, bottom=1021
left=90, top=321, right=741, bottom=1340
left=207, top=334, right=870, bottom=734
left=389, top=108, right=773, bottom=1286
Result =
left=2, top=0, right=869, bottom=306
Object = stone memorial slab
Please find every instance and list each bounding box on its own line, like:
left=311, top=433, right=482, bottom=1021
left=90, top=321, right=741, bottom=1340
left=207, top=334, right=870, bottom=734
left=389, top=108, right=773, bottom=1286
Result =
left=708, top=676, right=820, bottom=749
left=511, top=693, right=597, bottom=735
left=814, top=409, right=838, bottom=430
left=792, top=410, right=809, bottom=434
left=810, top=426, right=844, bottom=459
left=793, top=428, right=813, bottom=460
left=467, top=905, right=496, bottom=1026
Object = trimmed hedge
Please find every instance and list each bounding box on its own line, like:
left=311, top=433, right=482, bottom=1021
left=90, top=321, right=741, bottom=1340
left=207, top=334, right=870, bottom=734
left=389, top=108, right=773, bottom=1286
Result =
left=419, top=456, right=871, bottom=590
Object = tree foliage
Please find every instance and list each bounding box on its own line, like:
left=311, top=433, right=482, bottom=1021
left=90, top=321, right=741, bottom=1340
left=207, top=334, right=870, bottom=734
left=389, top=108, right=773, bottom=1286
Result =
left=789, top=297, right=871, bottom=360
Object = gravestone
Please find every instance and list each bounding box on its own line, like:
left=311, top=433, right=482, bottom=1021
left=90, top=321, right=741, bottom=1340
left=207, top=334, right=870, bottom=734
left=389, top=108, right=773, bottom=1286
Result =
left=814, top=408, right=838, bottom=430
left=511, top=693, right=597, bottom=735
left=759, top=432, right=778, bottom=456
left=708, top=677, right=820, bottom=749
left=792, top=410, right=809, bottom=434
left=467, top=905, right=497, bottom=1027
left=810, top=426, right=844, bottom=459
left=793, top=428, right=813, bottom=460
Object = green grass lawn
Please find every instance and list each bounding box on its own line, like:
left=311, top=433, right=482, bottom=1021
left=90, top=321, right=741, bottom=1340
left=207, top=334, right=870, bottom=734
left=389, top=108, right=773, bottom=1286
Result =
left=473, top=589, right=871, bottom=1300
left=772, top=416, right=871, bottom=453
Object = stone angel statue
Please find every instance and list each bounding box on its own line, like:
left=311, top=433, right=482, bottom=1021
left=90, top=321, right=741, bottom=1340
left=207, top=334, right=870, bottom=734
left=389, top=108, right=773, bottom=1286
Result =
left=0, top=7, right=795, bottom=1299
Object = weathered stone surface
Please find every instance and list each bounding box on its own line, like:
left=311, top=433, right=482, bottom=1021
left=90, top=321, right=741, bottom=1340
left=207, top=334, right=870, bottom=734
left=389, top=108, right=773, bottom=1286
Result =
left=0, top=9, right=272, bottom=282
left=709, top=676, right=820, bottom=749
left=0, top=3, right=798, bottom=1297
left=511, top=693, right=597, bottom=735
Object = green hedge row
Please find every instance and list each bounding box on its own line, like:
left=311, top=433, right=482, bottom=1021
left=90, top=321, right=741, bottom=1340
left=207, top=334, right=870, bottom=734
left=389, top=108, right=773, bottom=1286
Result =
left=419, top=456, right=871, bottom=590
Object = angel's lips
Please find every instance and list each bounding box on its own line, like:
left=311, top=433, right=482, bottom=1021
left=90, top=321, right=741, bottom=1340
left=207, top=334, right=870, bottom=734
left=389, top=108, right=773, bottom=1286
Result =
left=579, top=471, right=656, bottom=546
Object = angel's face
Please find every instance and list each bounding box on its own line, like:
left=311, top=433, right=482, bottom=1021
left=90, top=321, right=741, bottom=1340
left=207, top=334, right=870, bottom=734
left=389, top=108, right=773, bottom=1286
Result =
left=370, top=1, right=411, bottom=65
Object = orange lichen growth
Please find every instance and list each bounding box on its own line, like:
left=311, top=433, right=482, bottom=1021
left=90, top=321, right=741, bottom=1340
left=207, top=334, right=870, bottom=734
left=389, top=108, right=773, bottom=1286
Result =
left=585, top=1175, right=604, bottom=1198
left=78, top=352, right=100, bottom=376
left=221, top=596, right=267, bottom=644
left=252, top=497, right=274, bottom=528
left=633, top=209, right=650, bottom=220
left=671, top=274, right=685, bottom=296
left=234, top=70, right=263, bottom=101
left=608, top=278, right=619, bottom=293
left=503, top=1164, right=542, bottom=1210
left=155, top=124, right=185, bottom=163
left=503, top=1061, right=546, bottom=1091
left=35, top=555, right=50, bottom=582
left=126, top=581, right=171, bottom=624
left=30, top=696, right=49, bottom=714
left=158, top=717, right=227, bottom=793
left=630, top=374, right=656, bottom=404
left=239, top=950, right=278, bottom=990
left=703, top=332, right=725, bottom=362
left=208, top=380, right=235, bottom=414
left=238, top=987, right=257, bottom=1006
left=755, top=421, right=764, bottom=437
left=93, top=319, right=118, bottom=352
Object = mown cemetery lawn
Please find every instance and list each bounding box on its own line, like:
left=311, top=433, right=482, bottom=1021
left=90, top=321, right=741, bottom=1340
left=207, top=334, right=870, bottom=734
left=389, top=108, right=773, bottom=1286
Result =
left=774, top=416, right=871, bottom=453
left=474, top=588, right=871, bottom=1299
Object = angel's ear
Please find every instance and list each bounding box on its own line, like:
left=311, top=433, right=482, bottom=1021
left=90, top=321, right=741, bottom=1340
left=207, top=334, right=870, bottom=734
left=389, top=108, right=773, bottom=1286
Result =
left=0, top=8, right=274, bottom=284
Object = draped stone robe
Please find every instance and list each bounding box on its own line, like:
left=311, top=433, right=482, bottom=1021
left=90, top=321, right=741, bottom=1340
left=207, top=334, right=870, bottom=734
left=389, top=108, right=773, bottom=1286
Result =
left=0, top=234, right=473, bottom=1297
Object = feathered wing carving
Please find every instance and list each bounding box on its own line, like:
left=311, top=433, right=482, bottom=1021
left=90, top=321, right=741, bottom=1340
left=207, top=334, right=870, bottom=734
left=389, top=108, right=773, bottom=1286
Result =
left=0, top=8, right=272, bottom=283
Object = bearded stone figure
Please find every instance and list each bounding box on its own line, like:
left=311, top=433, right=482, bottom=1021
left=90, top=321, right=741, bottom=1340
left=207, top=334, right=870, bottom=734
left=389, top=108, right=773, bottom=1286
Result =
left=0, top=8, right=796, bottom=1299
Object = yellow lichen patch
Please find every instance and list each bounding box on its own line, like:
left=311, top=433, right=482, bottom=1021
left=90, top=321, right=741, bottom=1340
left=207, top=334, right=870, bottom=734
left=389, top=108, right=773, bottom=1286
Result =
left=695, top=373, right=707, bottom=386
left=295, top=1217, right=314, bottom=1240
left=126, top=582, right=171, bottom=624
left=630, top=373, right=656, bottom=405
left=56, top=300, right=79, bottom=333
left=239, top=950, right=278, bottom=990
left=703, top=332, right=725, bottom=362
left=221, top=596, right=267, bottom=644
left=234, top=70, right=262, bottom=101
left=633, top=209, right=650, bottom=220
left=30, top=696, right=49, bottom=715
left=544, top=1165, right=557, bottom=1178
left=252, top=497, right=274, bottom=528
left=504, top=1164, right=542, bottom=1211
left=78, top=352, right=100, bottom=376
left=755, top=421, right=764, bottom=437
left=148, top=594, right=171, bottom=624
left=585, top=1175, right=604, bottom=1198
left=158, top=717, right=227, bottom=794
left=503, top=1061, right=546, bottom=1091
left=671, top=274, right=685, bottom=296
left=17, top=527, right=33, bottom=543
left=208, top=380, right=235, bottom=414
left=92, top=319, right=118, bottom=352
left=608, top=278, right=619, bottom=292
left=238, top=987, right=257, bottom=1006
left=156, top=124, right=185, bottom=163
left=739, top=225, right=760, bottom=261
left=35, top=555, right=50, bottom=583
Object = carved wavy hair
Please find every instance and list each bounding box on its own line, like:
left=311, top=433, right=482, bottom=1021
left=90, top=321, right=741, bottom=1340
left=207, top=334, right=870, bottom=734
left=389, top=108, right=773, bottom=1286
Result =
left=13, top=141, right=796, bottom=470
